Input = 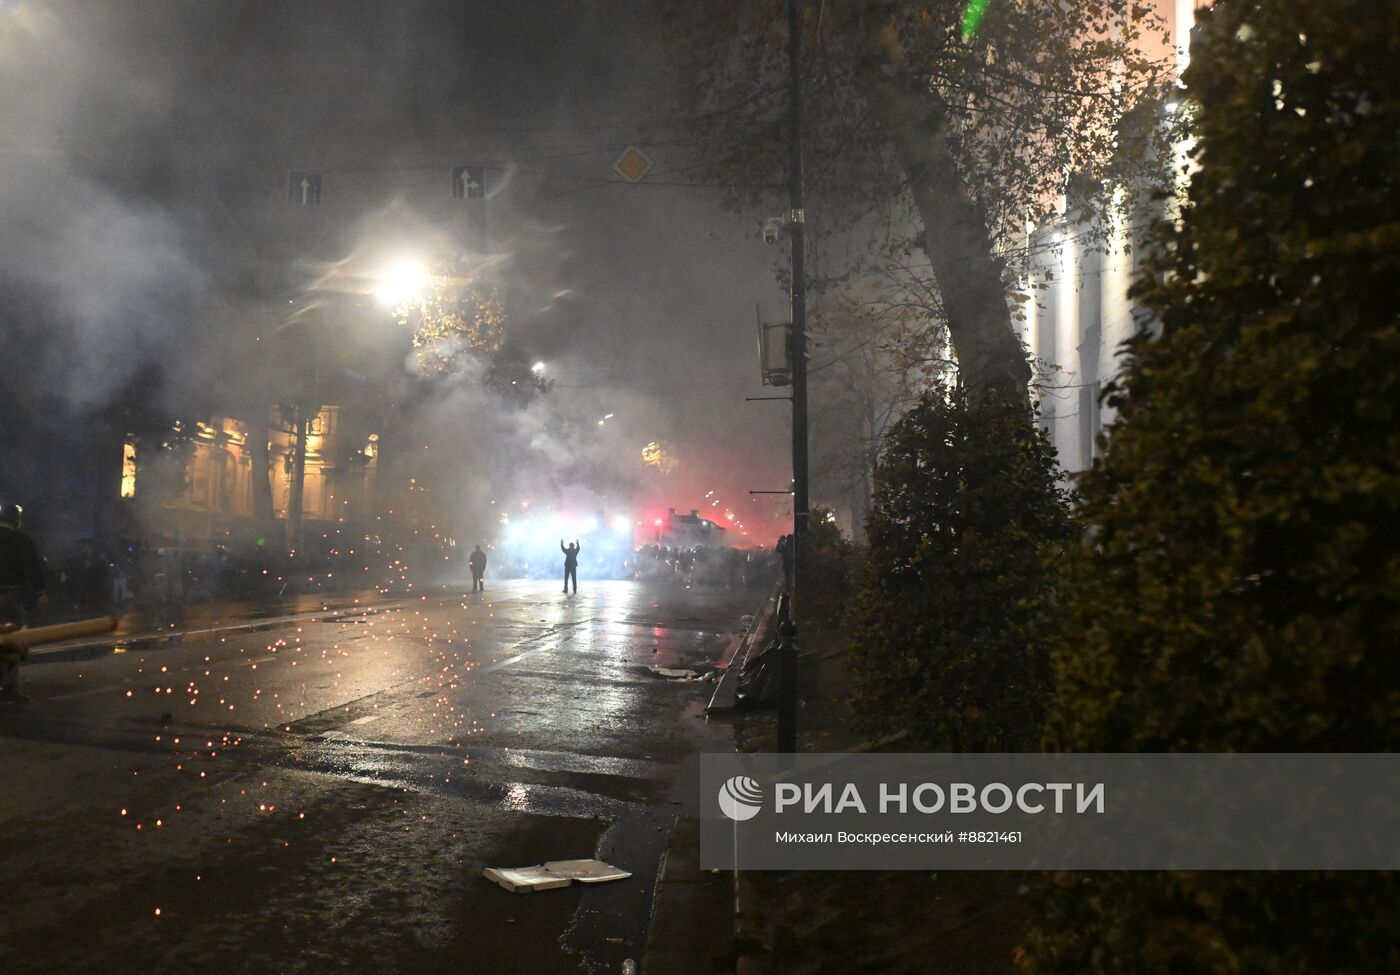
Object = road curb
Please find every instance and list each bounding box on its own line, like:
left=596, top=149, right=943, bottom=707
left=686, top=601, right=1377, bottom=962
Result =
left=27, top=605, right=378, bottom=659
left=638, top=815, right=735, bottom=974
left=706, top=592, right=778, bottom=714
left=638, top=591, right=777, bottom=973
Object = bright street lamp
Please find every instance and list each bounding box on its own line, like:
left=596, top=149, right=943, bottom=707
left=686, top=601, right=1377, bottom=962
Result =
left=374, top=259, right=430, bottom=307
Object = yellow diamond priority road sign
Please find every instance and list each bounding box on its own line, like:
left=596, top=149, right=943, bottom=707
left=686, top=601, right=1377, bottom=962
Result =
left=613, top=145, right=654, bottom=183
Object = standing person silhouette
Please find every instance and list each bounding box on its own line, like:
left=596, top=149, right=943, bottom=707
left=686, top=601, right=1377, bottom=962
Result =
left=0, top=503, right=47, bottom=705
left=560, top=539, right=580, bottom=594
left=468, top=544, right=487, bottom=592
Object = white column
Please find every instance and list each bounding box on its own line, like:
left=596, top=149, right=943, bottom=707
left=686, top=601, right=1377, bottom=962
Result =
left=1174, top=0, right=1196, bottom=74
left=1099, top=187, right=1133, bottom=430
left=1022, top=272, right=1039, bottom=361
left=1053, top=231, right=1082, bottom=470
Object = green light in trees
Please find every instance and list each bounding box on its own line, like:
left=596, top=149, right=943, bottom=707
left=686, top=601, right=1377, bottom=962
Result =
left=960, top=0, right=991, bottom=42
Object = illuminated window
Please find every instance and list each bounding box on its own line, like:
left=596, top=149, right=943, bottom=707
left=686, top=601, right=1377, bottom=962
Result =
left=120, top=442, right=137, bottom=498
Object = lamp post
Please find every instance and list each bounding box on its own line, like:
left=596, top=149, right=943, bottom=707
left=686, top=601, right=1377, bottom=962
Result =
left=285, top=257, right=428, bottom=556
left=776, top=0, right=808, bottom=756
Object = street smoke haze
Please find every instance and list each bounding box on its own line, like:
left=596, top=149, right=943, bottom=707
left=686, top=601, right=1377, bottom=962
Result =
left=0, top=1, right=791, bottom=551
left=0, top=3, right=206, bottom=411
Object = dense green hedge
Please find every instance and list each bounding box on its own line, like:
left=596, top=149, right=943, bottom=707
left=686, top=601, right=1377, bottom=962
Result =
left=1023, top=1, right=1400, bottom=970
left=847, top=388, right=1073, bottom=751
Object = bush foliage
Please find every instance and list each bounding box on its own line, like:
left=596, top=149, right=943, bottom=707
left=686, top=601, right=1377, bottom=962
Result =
left=1023, top=1, right=1400, bottom=971
left=847, top=388, right=1073, bottom=751
left=799, top=506, right=859, bottom=631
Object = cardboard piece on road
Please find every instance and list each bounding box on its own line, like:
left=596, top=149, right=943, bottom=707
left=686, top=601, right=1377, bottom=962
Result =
left=542, top=859, right=632, bottom=883
left=647, top=665, right=700, bottom=680
left=484, top=859, right=631, bottom=893
left=482, top=866, right=572, bottom=893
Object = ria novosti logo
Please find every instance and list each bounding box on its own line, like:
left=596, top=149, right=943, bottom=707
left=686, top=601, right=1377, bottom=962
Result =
left=718, top=775, right=764, bottom=822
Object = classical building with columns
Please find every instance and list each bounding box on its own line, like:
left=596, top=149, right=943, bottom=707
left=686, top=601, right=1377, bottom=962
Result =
left=1022, top=0, right=1209, bottom=474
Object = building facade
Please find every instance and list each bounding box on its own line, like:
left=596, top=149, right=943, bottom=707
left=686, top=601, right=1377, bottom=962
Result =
left=1022, top=0, right=1209, bottom=474
left=119, top=406, right=379, bottom=551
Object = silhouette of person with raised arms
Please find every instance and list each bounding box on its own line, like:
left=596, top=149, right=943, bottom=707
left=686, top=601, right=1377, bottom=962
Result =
left=560, top=539, right=581, bottom=595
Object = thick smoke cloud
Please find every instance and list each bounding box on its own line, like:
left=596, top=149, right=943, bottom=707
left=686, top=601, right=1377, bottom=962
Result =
left=0, top=3, right=206, bottom=410
left=1, top=0, right=791, bottom=545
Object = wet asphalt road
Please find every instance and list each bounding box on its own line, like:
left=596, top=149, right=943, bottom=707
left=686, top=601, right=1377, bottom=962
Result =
left=0, top=578, right=764, bottom=974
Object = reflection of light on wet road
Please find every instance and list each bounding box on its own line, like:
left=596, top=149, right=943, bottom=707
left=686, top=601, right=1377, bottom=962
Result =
left=587, top=680, right=633, bottom=730
left=502, top=782, right=531, bottom=811
left=1, top=575, right=763, bottom=974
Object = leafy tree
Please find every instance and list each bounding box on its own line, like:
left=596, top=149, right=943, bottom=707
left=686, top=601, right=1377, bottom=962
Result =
left=1023, top=2, right=1400, bottom=970
left=808, top=286, right=927, bottom=537
left=663, top=0, right=1175, bottom=399
left=847, top=386, right=1073, bottom=749
left=800, top=505, right=859, bottom=629
left=396, top=268, right=550, bottom=406
left=398, top=269, right=507, bottom=376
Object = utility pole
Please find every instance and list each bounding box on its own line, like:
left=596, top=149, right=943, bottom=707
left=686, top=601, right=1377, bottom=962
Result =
left=778, top=0, right=808, bottom=755
left=287, top=405, right=307, bottom=555
left=286, top=317, right=324, bottom=558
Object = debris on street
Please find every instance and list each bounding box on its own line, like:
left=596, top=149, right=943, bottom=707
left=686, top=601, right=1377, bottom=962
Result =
left=484, top=858, right=632, bottom=893
left=735, top=641, right=778, bottom=707
left=646, top=665, right=701, bottom=680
